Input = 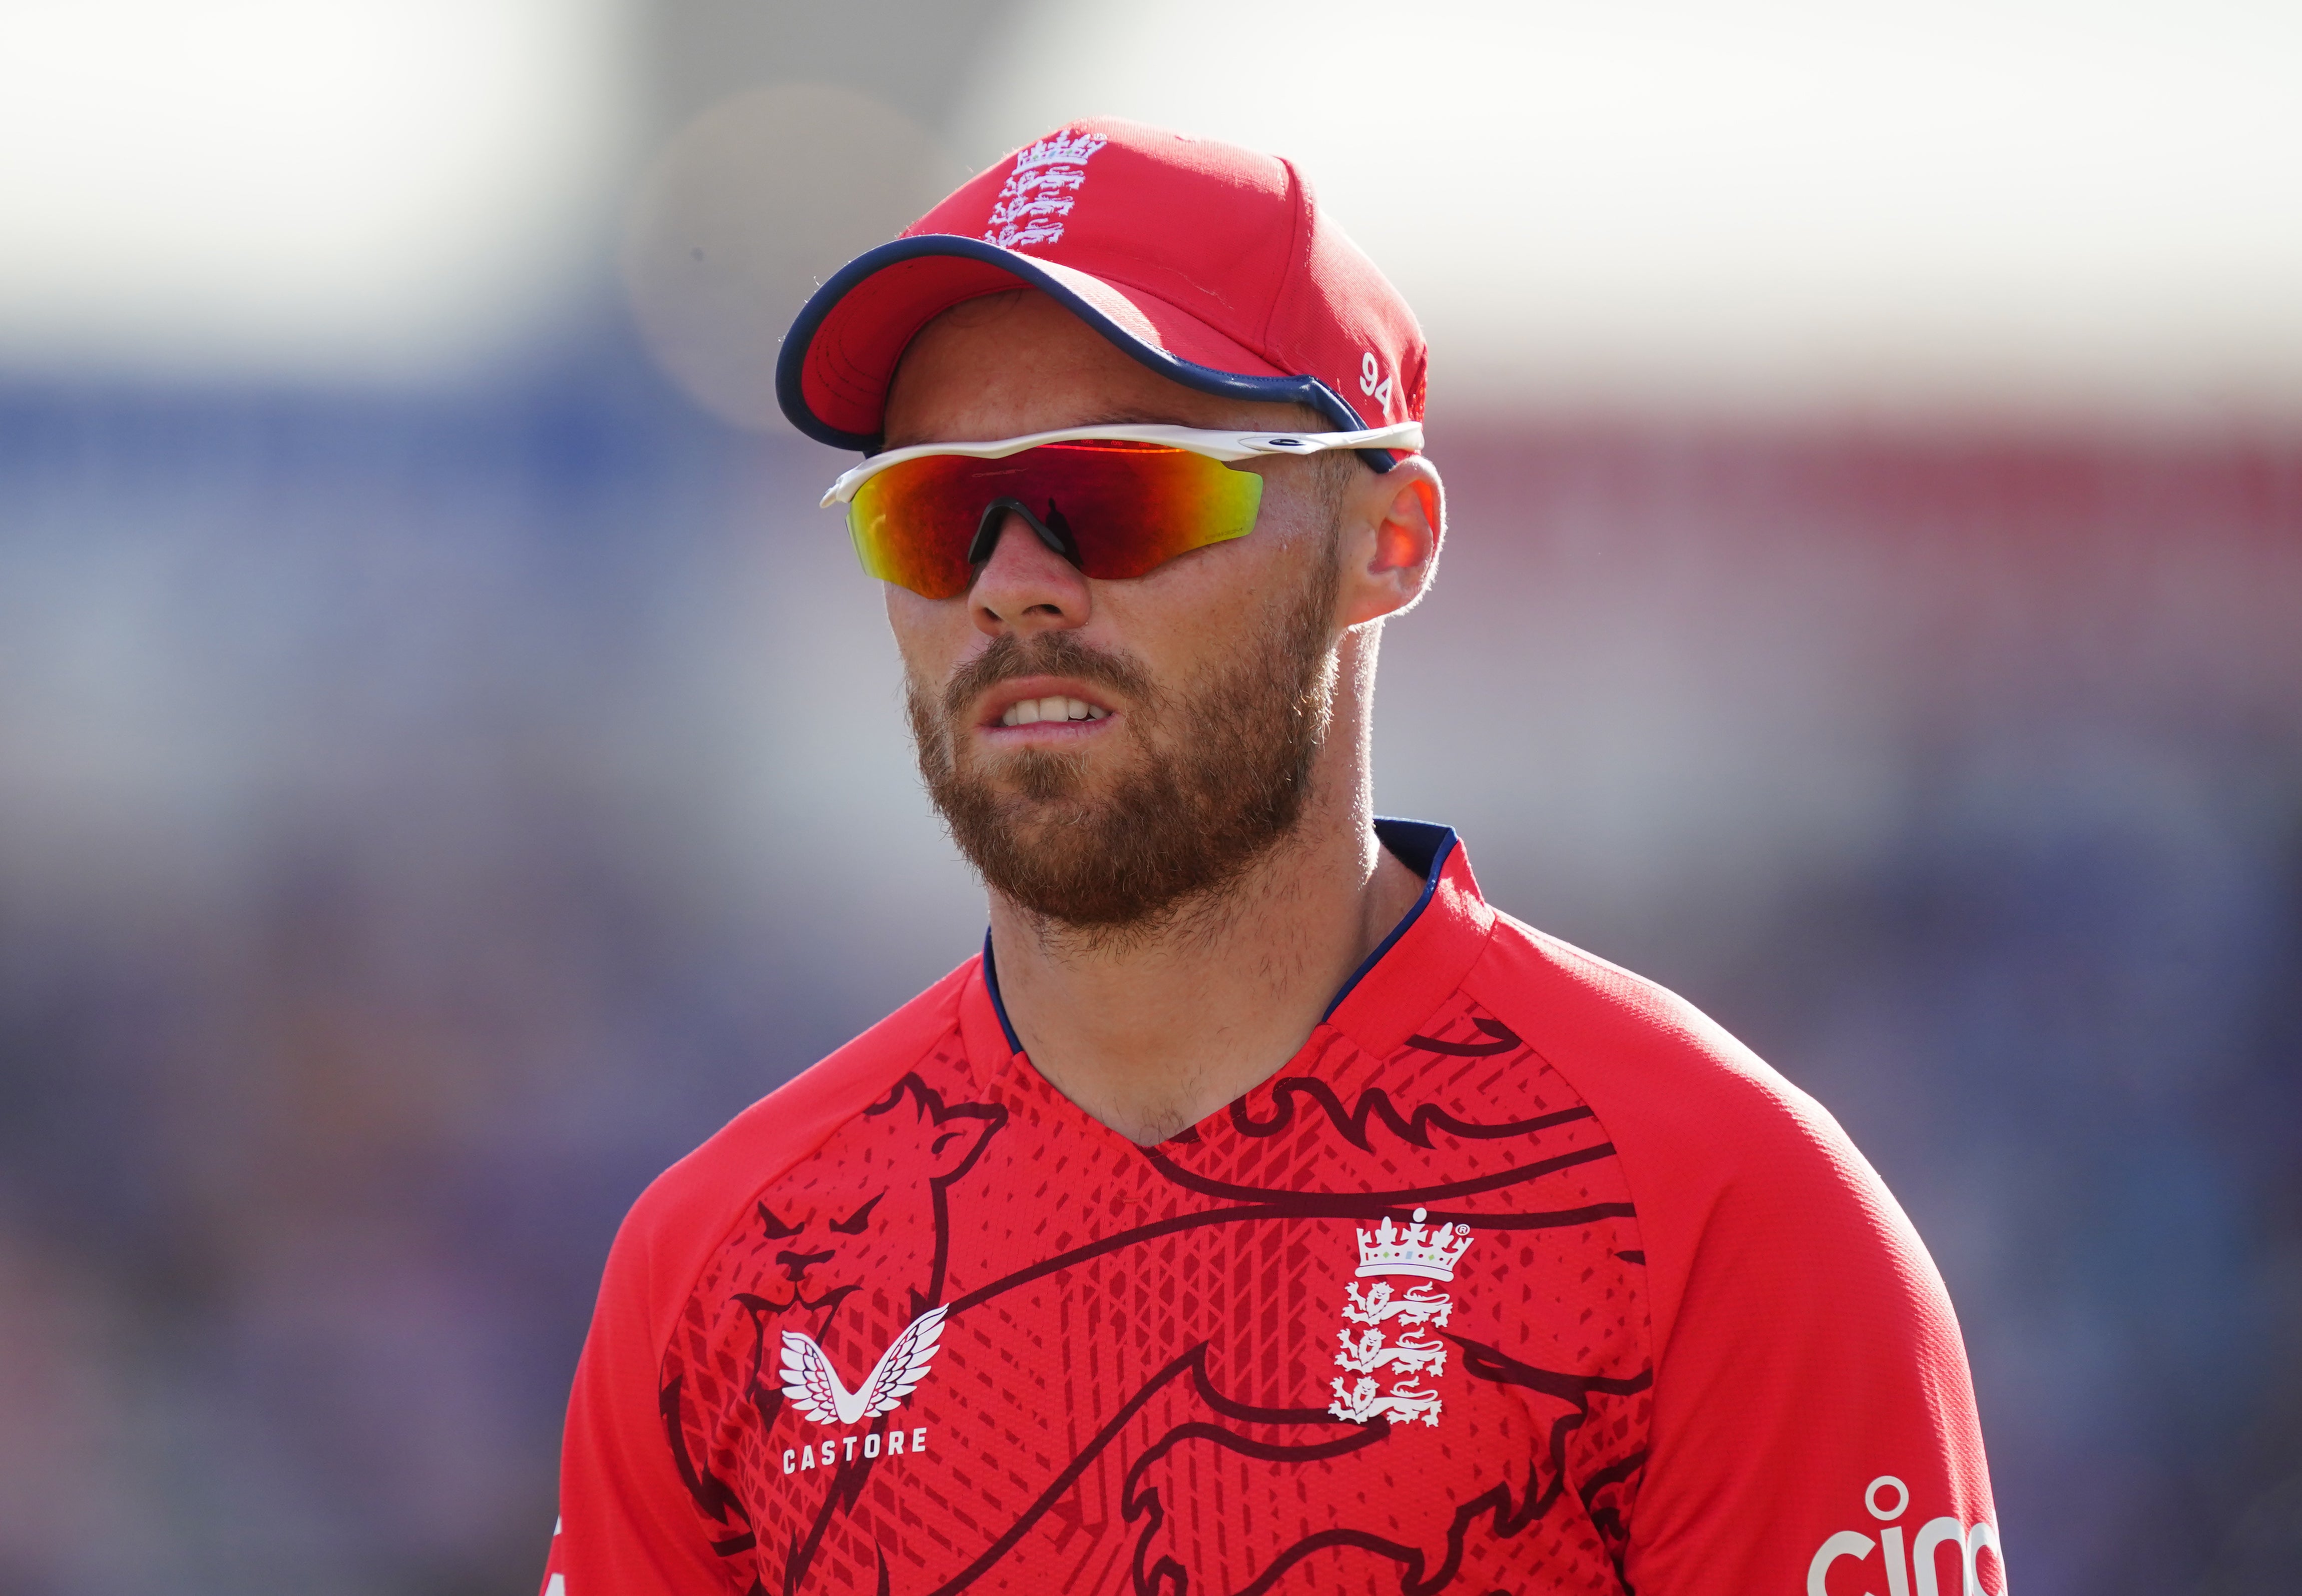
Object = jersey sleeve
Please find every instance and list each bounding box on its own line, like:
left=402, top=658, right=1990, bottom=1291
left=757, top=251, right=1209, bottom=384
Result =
left=548, top=1184, right=742, bottom=1596
left=540, top=960, right=977, bottom=1596
left=1469, top=921, right=2005, bottom=1596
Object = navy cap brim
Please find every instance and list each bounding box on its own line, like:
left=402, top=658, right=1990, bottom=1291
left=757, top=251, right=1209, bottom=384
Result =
left=776, top=236, right=1394, bottom=468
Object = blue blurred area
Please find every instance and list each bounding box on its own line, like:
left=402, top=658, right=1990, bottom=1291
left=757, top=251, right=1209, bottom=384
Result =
left=1380, top=426, right=2302, bottom=1596
left=0, top=322, right=2297, bottom=1596
left=0, top=328, right=981, bottom=1593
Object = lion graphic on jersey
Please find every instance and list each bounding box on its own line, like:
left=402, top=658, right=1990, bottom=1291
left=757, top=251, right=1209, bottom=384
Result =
left=660, top=1009, right=1650, bottom=1596
left=657, top=1070, right=1005, bottom=1585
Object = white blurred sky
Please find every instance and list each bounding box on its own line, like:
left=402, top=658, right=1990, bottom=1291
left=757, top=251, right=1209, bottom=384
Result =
left=954, top=0, right=2302, bottom=421
left=3, top=0, right=2299, bottom=416
left=0, top=0, right=631, bottom=378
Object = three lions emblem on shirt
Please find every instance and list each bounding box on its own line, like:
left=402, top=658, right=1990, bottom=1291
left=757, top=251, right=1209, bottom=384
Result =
left=1327, top=1207, right=1476, bottom=1426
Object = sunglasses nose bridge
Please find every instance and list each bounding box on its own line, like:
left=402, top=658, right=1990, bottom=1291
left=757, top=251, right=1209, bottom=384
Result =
left=971, top=496, right=1081, bottom=568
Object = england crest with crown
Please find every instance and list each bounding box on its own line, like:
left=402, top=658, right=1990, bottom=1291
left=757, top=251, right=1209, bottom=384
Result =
left=982, top=129, right=1110, bottom=251
left=1327, top=1209, right=1475, bottom=1426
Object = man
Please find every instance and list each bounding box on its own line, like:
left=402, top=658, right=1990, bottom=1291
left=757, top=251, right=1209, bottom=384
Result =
left=543, top=119, right=2003, bottom=1595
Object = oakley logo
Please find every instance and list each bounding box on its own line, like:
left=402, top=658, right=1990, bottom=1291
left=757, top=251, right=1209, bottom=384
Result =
left=1359, top=351, right=1396, bottom=414
left=985, top=130, right=1109, bottom=250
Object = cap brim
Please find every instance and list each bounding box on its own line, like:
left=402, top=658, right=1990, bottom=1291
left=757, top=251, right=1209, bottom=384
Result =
left=776, top=235, right=1370, bottom=452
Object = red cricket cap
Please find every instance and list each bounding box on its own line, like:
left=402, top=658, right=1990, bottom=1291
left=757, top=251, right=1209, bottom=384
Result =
left=775, top=118, right=1427, bottom=468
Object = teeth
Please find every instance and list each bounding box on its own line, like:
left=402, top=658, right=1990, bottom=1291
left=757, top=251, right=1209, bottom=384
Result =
left=999, top=696, right=1110, bottom=727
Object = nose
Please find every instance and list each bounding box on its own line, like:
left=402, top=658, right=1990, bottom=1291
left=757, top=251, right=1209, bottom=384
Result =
left=776, top=1248, right=834, bottom=1283
left=969, top=510, right=1092, bottom=639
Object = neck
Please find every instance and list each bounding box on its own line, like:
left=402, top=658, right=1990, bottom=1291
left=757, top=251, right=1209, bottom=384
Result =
left=984, top=629, right=1425, bottom=1145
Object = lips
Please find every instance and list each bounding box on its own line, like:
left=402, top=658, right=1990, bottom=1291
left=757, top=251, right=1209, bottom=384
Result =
left=977, top=676, right=1120, bottom=733
left=999, top=694, right=1110, bottom=727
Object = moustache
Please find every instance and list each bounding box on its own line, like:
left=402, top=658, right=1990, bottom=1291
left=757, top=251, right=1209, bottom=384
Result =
left=939, top=631, right=1159, bottom=724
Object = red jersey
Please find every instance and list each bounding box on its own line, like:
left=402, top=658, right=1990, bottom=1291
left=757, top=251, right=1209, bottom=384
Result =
left=542, top=822, right=2003, bottom=1595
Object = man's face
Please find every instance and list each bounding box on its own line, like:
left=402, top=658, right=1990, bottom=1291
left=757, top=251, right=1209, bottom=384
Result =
left=879, top=291, right=1354, bottom=934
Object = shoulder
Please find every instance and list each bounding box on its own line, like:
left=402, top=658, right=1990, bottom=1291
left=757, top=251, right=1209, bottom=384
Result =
left=599, top=958, right=979, bottom=1355
left=1463, top=908, right=1846, bottom=1171
left=1464, top=914, right=1999, bottom=1582
left=1461, top=912, right=1936, bottom=1351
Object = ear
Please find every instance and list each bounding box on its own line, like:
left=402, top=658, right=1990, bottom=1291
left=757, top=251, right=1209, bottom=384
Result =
left=924, top=1105, right=1003, bottom=1182
left=865, top=1074, right=1011, bottom=1181
left=1337, top=454, right=1445, bottom=628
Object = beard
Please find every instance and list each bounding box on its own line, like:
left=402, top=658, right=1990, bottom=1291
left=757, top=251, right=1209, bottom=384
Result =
left=906, top=543, right=1342, bottom=937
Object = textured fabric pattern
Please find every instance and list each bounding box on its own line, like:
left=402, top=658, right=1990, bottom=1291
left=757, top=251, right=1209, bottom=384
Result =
left=661, top=997, right=1645, bottom=1595
left=544, top=834, right=2001, bottom=1596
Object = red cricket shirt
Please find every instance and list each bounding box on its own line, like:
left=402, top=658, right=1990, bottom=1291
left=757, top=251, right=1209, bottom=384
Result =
left=542, top=822, right=2002, bottom=1595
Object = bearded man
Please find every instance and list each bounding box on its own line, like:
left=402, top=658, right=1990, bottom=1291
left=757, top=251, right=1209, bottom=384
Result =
left=542, top=121, right=2005, bottom=1596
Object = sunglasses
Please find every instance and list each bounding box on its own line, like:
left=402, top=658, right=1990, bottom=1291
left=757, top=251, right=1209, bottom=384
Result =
left=820, top=422, right=1424, bottom=600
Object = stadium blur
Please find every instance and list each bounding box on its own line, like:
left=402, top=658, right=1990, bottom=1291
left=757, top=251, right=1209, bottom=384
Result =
left=0, top=3, right=2296, bottom=1593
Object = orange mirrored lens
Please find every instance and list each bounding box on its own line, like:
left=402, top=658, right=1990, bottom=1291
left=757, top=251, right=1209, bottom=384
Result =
left=846, top=441, right=1264, bottom=599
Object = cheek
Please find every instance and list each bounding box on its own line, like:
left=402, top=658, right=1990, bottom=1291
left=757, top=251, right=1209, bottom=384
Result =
left=884, top=587, right=971, bottom=685
left=1109, top=529, right=1320, bottom=666
left=882, top=584, right=935, bottom=654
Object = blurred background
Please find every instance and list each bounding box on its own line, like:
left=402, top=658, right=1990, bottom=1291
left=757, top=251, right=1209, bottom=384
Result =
left=0, top=1, right=2296, bottom=1591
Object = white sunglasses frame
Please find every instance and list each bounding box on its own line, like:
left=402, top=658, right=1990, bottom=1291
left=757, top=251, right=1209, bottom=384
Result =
left=819, top=421, right=1425, bottom=508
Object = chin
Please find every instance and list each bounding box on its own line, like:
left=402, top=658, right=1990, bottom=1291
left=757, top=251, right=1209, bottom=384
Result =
left=980, top=745, right=1102, bottom=806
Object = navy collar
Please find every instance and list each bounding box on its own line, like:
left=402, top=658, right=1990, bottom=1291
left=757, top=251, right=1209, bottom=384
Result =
left=979, top=818, right=1460, bottom=1055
